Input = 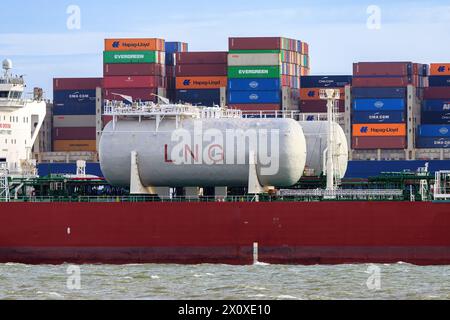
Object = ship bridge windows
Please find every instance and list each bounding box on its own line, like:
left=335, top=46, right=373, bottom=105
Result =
left=0, top=91, right=22, bottom=99
left=0, top=91, right=8, bottom=98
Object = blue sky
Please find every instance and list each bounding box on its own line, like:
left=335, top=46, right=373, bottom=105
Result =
left=0, top=0, right=449, bottom=99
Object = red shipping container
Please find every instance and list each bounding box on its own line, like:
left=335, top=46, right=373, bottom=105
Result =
left=52, top=127, right=96, bottom=140
left=103, top=64, right=164, bottom=77
left=353, top=62, right=413, bottom=76
left=228, top=104, right=281, bottom=112
left=229, top=37, right=282, bottom=50
left=103, top=76, right=164, bottom=89
left=103, top=88, right=158, bottom=101
left=423, top=88, right=450, bottom=99
left=352, top=77, right=414, bottom=88
left=300, top=100, right=345, bottom=113
left=53, top=78, right=103, bottom=90
left=176, top=64, right=228, bottom=77
left=352, top=137, right=407, bottom=150
left=176, top=52, right=228, bottom=65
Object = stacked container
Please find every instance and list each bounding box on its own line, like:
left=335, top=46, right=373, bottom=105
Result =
left=165, top=41, right=189, bottom=102
left=53, top=78, right=103, bottom=152
left=299, top=76, right=351, bottom=113
left=103, top=38, right=166, bottom=102
left=351, top=62, right=428, bottom=150
left=417, top=63, right=450, bottom=148
left=227, top=37, right=309, bottom=113
left=175, top=52, right=228, bottom=106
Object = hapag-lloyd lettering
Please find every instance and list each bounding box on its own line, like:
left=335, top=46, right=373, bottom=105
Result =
left=369, top=127, right=400, bottom=134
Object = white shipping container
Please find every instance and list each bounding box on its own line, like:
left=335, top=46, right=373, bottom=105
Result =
left=228, top=53, right=281, bottom=67
left=53, top=115, right=96, bottom=128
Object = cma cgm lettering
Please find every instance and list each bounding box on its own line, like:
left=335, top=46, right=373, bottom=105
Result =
left=300, top=76, right=352, bottom=88
left=421, top=112, right=450, bottom=125
left=353, top=124, right=406, bottom=137
left=417, top=137, right=450, bottom=149
left=53, top=90, right=96, bottom=104
left=353, top=99, right=405, bottom=112
left=352, top=111, right=405, bottom=124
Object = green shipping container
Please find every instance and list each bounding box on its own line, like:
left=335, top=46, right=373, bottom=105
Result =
left=228, top=66, right=281, bottom=79
left=103, top=51, right=159, bottom=64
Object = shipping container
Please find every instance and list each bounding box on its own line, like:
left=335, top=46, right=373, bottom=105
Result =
left=300, top=100, right=345, bottom=113
left=176, top=64, right=227, bottom=77
left=422, top=100, right=450, bottom=112
left=105, top=38, right=164, bottom=52
left=228, top=53, right=281, bottom=66
left=165, top=41, right=189, bottom=54
left=352, top=111, right=406, bottom=124
left=53, top=103, right=96, bottom=116
left=416, top=137, right=450, bottom=149
left=421, top=112, right=450, bottom=124
left=103, top=51, right=163, bottom=64
left=228, top=104, right=281, bottom=112
left=300, top=88, right=345, bottom=100
left=228, top=66, right=280, bottom=79
left=103, top=88, right=158, bottom=101
left=175, top=77, right=227, bottom=90
left=423, top=88, right=450, bottom=99
left=175, top=89, right=221, bottom=106
left=418, top=125, right=450, bottom=137
left=353, top=62, right=413, bottom=76
left=103, top=63, right=164, bottom=77
left=176, top=52, right=228, bottom=65
left=352, top=99, right=405, bottom=112
left=53, top=127, right=96, bottom=140
left=53, top=140, right=97, bottom=152
left=53, top=78, right=103, bottom=91
left=351, top=87, right=406, bottom=99
left=429, top=76, right=450, bottom=87
left=430, top=63, right=450, bottom=76
left=53, top=115, right=96, bottom=128
left=352, top=124, right=407, bottom=137
left=228, top=91, right=281, bottom=104
left=103, top=76, right=164, bottom=89
left=352, top=76, right=414, bottom=87
left=300, top=76, right=352, bottom=88
left=352, top=137, right=407, bottom=150
left=54, top=90, right=96, bottom=104
left=228, top=78, right=281, bottom=91
left=228, top=37, right=305, bottom=51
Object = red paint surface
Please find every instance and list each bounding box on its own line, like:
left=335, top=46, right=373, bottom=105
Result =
left=103, top=76, right=164, bottom=89
left=352, top=77, right=415, bottom=87
left=352, top=137, right=407, bottom=150
left=103, top=63, right=165, bottom=77
left=103, top=88, right=158, bottom=101
left=176, top=64, right=228, bottom=77
left=53, top=127, right=96, bottom=140
left=176, top=52, right=228, bottom=65
left=53, top=78, right=103, bottom=90
left=300, top=100, right=345, bottom=113
left=0, top=202, right=449, bottom=265
left=424, top=88, right=450, bottom=99
left=229, top=37, right=282, bottom=50
left=353, top=62, right=412, bottom=76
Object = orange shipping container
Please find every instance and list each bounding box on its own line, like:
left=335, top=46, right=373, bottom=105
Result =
left=430, top=63, right=450, bottom=76
left=53, top=140, right=97, bottom=152
left=176, top=77, right=228, bottom=89
left=300, top=88, right=345, bottom=101
left=104, top=38, right=164, bottom=52
left=352, top=124, right=406, bottom=137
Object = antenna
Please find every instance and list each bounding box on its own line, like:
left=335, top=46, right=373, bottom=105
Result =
left=2, top=59, right=13, bottom=77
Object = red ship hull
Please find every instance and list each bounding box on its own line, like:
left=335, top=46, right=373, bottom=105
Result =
left=1, top=201, right=450, bottom=265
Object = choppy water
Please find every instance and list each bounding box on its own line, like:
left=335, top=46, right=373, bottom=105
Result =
left=0, top=263, right=449, bottom=300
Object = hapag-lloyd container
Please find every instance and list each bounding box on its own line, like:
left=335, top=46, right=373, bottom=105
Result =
left=53, top=127, right=96, bottom=140
left=353, top=62, right=413, bottom=76
left=53, top=115, right=96, bottom=128
left=53, top=140, right=97, bottom=152
left=429, top=76, right=450, bottom=87
left=352, top=88, right=406, bottom=99
left=430, top=64, right=450, bottom=76
left=228, top=91, right=281, bottom=104
left=300, top=88, right=345, bottom=100
left=352, top=99, right=405, bottom=112
left=352, top=137, right=407, bottom=150
left=228, top=79, right=281, bottom=91
left=103, top=76, right=164, bottom=89
left=176, top=64, right=227, bottom=77
left=421, top=112, right=450, bottom=124
left=105, top=38, right=165, bottom=52
left=417, top=137, right=450, bottom=149
left=418, top=125, right=450, bottom=137
left=228, top=66, right=280, bottom=79
left=103, top=51, right=164, bottom=64
left=228, top=53, right=281, bottom=66
left=175, top=77, right=227, bottom=89
left=176, top=52, right=228, bottom=65
left=352, top=111, right=406, bottom=124
left=423, top=88, right=450, bottom=99
left=103, top=88, right=158, bottom=101
left=352, top=124, right=407, bottom=137
left=300, top=76, right=352, bottom=88
left=104, top=64, right=165, bottom=76
left=53, top=78, right=103, bottom=90
left=422, top=100, right=450, bottom=112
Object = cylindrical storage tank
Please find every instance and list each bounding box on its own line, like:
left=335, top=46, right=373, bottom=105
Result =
left=298, top=121, right=348, bottom=178
left=100, top=118, right=307, bottom=188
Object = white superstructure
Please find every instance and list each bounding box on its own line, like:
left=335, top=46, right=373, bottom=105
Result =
left=0, top=59, right=46, bottom=175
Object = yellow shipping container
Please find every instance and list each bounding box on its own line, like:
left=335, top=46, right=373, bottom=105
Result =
left=53, top=140, right=97, bottom=152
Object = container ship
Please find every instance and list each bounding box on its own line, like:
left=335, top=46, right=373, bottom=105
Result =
left=1, top=36, right=450, bottom=266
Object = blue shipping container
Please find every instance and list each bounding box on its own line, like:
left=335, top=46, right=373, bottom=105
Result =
left=54, top=90, right=96, bottom=104
left=352, top=99, right=405, bottom=112
left=228, top=91, right=281, bottom=104
left=417, top=137, right=450, bottom=149
left=165, top=53, right=176, bottom=66
left=421, top=112, right=450, bottom=124
left=37, top=163, right=103, bottom=177
left=165, top=42, right=188, bottom=54
left=422, top=100, right=450, bottom=112
left=351, top=88, right=406, bottom=99
left=228, top=79, right=281, bottom=91
left=53, top=103, right=96, bottom=116
left=419, top=125, right=450, bottom=137
left=352, top=111, right=405, bottom=124
left=429, top=76, right=450, bottom=87
left=300, top=76, right=352, bottom=88
left=176, top=89, right=221, bottom=106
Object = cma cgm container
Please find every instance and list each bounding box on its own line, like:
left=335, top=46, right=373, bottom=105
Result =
left=421, top=112, right=450, bottom=124
left=228, top=78, right=281, bottom=91
left=104, top=64, right=164, bottom=76
left=300, top=76, right=352, bottom=88
left=103, top=88, right=158, bottom=101
left=422, top=100, right=450, bottom=112
left=53, top=127, right=96, bottom=140
left=103, top=76, right=164, bottom=89
left=430, top=63, right=450, bottom=76
left=351, top=87, right=407, bottom=99
left=352, top=137, right=407, bottom=150
left=228, top=91, right=281, bottom=104
left=53, top=78, right=103, bottom=90
left=53, top=90, right=97, bottom=116
left=418, top=125, right=450, bottom=137
left=104, top=38, right=165, bottom=52
left=176, top=89, right=222, bottom=106
left=417, top=137, right=450, bottom=149
left=352, top=111, right=406, bottom=124
left=429, top=76, right=450, bottom=87
left=176, top=52, right=228, bottom=65
left=352, top=99, right=405, bottom=112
